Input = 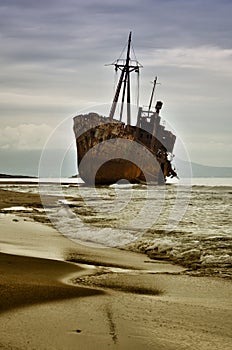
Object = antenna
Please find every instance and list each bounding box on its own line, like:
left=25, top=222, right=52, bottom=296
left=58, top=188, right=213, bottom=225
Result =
left=148, top=76, right=160, bottom=114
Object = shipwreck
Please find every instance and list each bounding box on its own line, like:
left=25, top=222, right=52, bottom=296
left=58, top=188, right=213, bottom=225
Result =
left=73, top=32, right=177, bottom=185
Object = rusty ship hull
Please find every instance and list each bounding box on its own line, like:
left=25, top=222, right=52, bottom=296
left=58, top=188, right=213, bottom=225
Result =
left=73, top=112, right=176, bottom=185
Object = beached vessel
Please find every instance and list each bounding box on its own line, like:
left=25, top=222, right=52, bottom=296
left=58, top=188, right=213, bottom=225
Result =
left=73, top=32, right=177, bottom=185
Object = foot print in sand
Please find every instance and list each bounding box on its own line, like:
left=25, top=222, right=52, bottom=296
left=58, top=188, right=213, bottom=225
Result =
left=71, top=329, right=82, bottom=334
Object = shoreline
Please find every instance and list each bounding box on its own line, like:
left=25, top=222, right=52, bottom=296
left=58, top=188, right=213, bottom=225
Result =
left=0, top=189, right=232, bottom=349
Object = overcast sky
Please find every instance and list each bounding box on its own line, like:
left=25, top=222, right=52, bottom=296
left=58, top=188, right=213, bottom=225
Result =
left=0, top=0, right=232, bottom=175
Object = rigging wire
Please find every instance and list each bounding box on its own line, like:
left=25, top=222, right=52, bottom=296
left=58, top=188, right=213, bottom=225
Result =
left=137, top=70, right=140, bottom=111
left=114, top=68, right=118, bottom=94
left=131, top=44, right=141, bottom=113
left=118, top=41, right=127, bottom=60
left=110, top=38, right=129, bottom=118
left=131, top=44, right=142, bottom=67
left=131, top=44, right=137, bottom=61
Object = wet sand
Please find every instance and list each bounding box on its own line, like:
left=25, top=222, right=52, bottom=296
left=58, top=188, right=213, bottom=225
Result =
left=0, top=189, right=232, bottom=349
left=0, top=253, right=103, bottom=313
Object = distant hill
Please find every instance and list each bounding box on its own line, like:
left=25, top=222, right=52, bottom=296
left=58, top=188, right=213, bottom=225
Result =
left=1, top=160, right=231, bottom=180
left=174, top=159, right=232, bottom=178
left=191, top=162, right=232, bottom=177
left=0, top=173, right=36, bottom=179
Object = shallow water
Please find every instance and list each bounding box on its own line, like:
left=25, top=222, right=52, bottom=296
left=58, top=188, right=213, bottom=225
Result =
left=1, top=178, right=232, bottom=277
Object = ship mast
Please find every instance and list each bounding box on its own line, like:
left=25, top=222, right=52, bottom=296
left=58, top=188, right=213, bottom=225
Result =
left=109, top=32, right=141, bottom=124
left=148, top=76, right=158, bottom=115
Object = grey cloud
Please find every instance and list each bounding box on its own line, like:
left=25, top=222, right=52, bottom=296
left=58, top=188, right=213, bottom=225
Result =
left=1, top=0, right=232, bottom=69
left=0, top=0, right=232, bottom=169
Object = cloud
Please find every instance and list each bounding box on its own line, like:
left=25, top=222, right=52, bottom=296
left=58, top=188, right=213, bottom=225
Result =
left=0, top=123, right=53, bottom=150
left=141, top=46, right=232, bottom=75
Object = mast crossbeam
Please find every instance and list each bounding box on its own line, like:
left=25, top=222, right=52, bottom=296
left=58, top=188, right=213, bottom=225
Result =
left=109, top=32, right=141, bottom=123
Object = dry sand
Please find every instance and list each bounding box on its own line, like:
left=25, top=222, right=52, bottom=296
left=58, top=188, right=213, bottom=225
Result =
left=0, top=188, right=232, bottom=349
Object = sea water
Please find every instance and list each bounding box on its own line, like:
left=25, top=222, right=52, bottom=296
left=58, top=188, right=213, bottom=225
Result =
left=1, top=177, right=231, bottom=277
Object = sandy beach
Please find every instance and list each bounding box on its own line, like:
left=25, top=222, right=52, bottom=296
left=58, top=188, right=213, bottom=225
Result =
left=0, top=189, right=232, bottom=349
